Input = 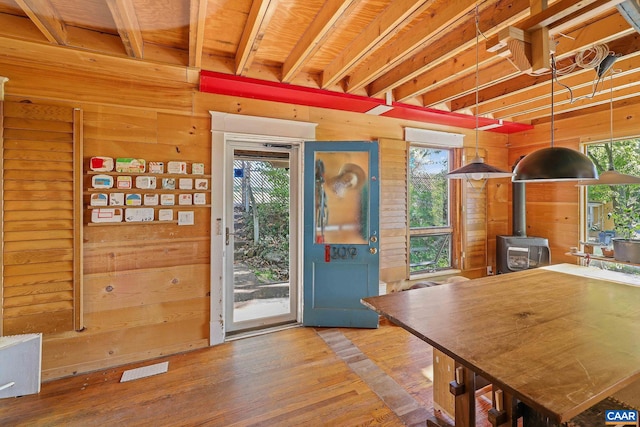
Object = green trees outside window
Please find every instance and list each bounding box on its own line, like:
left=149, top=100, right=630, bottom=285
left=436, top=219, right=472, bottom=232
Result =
left=585, top=139, right=640, bottom=241
left=408, top=146, right=453, bottom=273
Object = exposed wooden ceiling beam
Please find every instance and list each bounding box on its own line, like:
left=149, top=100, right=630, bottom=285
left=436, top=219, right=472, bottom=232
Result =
left=531, top=0, right=550, bottom=73
left=511, top=69, right=640, bottom=122
left=422, top=60, right=521, bottom=108
left=14, top=0, right=67, bottom=45
left=520, top=0, right=609, bottom=30
left=370, top=0, right=530, bottom=99
left=189, top=0, right=208, bottom=68
left=450, top=13, right=635, bottom=111
left=530, top=0, right=548, bottom=15
left=235, top=0, right=280, bottom=76
left=476, top=33, right=640, bottom=116
left=1, top=0, right=635, bottom=129
left=344, top=0, right=477, bottom=94
left=487, top=52, right=640, bottom=121
left=106, top=0, right=144, bottom=59
left=451, top=58, right=572, bottom=112
left=393, top=44, right=497, bottom=103
left=548, top=0, right=628, bottom=35
left=321, top=0, right=435, bottom=89
left=486, top=0, right=625, bottom=72
left=533, top=94, right=640, bottom=125
left=282, top=0, right=360, bottom=83
left=404, top=1, right=629, bottom=106
left=552, top=11, right=634, bottom=58
left=0, top=34, right=194, bottom=84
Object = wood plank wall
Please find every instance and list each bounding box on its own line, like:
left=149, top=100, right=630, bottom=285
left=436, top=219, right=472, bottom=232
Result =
left=2, top=101, right=78, bottom=335
left=508, top=102, right=640, bottom=264
left=462, top=147, right=488, bottom=273
left=379, top=138, right=408, bottom=283
left=76, top=105, right=212, bottom=379
left=1, top=47, right=511, bottom=380
left=460, top=145, right=511, bottom=278
left=2, top=41, right=639, bottom=402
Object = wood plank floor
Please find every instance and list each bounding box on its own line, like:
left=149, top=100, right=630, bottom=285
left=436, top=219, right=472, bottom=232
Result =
left=0, top=319, right=494, bottom=426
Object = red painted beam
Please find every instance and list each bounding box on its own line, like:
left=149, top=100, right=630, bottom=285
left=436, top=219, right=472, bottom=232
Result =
left=199, top=70, right=532, bottom=134
left=382, top=103, right=534, bottom=134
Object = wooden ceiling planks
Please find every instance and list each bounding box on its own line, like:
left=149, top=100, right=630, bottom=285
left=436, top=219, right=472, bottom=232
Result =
left=295, top=0, right=394, bottom=76
left=134, top=0, right=190, bottom=51
left=320, top=0, right=437, bottom=89
left=50, top=0, right=115, bottom=35
left=281, top=0, right=361, bottom=82
left=202, top=0, right=251, bottom=58
left=448, top=12, right=636, bottom=113
left=370, top=0, right=531, bottom=100
left=0, top=0, right=639, bottom=127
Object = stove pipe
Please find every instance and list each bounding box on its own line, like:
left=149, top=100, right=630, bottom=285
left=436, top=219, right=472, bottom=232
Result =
left=512, top=182, right=526, bottom=237
left=512, top=156, right=527, bottom=237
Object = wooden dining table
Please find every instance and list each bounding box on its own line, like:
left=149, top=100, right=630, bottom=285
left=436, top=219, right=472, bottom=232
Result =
left=361, top=264, right=640, bottom=426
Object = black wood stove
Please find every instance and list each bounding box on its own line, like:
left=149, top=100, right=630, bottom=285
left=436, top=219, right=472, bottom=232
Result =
left=496, top=181, right=550, bottom=274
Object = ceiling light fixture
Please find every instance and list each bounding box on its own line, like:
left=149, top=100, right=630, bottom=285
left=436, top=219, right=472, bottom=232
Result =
left=447, top=6, right=513, bottom=182
left=578, top=70, right=640, bottom=185
left=513, top=54, right=598, bottom=182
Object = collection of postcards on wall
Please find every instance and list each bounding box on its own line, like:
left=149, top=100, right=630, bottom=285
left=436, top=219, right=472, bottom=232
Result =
left=88, top=157, right=209, bottom=225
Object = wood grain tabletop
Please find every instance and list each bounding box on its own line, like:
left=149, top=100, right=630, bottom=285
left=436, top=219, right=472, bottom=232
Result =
left=362, top=265, right=640, bottom=423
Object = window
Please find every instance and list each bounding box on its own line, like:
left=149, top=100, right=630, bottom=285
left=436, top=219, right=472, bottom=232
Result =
left=408, top=145, right=453, bottom=274
left=583, top=138, right=640, bottom=274
left=584, top=138, right=640, bottom=241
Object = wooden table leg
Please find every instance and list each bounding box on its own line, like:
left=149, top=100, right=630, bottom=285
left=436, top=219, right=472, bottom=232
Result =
left=488, top=388, right=516, bottom=427
left=449, top=362, right=475, bottom=427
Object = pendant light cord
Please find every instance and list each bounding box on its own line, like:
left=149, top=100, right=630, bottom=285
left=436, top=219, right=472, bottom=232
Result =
left=610, top=71, right=613, bottom=140
left=474, top=5, right=480, bottom=158
left=551, top=54, right=556, bottom=148
left=609, top=70, right=614, bottom=171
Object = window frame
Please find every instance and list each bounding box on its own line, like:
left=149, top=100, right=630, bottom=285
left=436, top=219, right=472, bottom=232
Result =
left=579, top=137, right=640, bottom=275
left=581, top=137, right=640, bottom=242
left=407, top=143, right=456, bottom=276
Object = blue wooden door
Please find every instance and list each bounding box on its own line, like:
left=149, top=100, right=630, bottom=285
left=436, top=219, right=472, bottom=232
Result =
left=303, top=141, right=379, bottom=328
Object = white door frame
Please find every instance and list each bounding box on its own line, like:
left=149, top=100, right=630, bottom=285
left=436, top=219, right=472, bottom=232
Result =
left=210, top=112, right=316, bottom=344
left=224, top=139, right=299, bottom=333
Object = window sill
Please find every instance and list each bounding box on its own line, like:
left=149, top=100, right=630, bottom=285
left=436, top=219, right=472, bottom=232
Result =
left=410, top=269, right=462, bottom=281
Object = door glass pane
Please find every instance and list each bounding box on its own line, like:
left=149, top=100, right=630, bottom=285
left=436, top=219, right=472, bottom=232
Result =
left=314, top=151, right=369, bottom=244
left=233, top=157, right=291, bottom=322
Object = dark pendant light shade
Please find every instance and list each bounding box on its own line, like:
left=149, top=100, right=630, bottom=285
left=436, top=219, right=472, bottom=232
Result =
left=512, top=147, right=598, bottom=182
left=447, top=156, right=513, bottom=180
left=512, top=53, right=598, bottom=183
left=577, top=169, right=640, bottom=185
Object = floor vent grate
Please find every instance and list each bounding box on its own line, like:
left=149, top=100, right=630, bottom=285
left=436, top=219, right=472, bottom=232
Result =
left=120, top=361, right=169, bottom=383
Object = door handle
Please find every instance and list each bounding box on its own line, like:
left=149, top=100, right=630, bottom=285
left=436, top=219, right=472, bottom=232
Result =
left=225, top=227, right=235, bottom=246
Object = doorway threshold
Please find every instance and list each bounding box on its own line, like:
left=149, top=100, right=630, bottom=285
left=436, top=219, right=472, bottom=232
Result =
left=225, top=321, right=301, bottom=342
